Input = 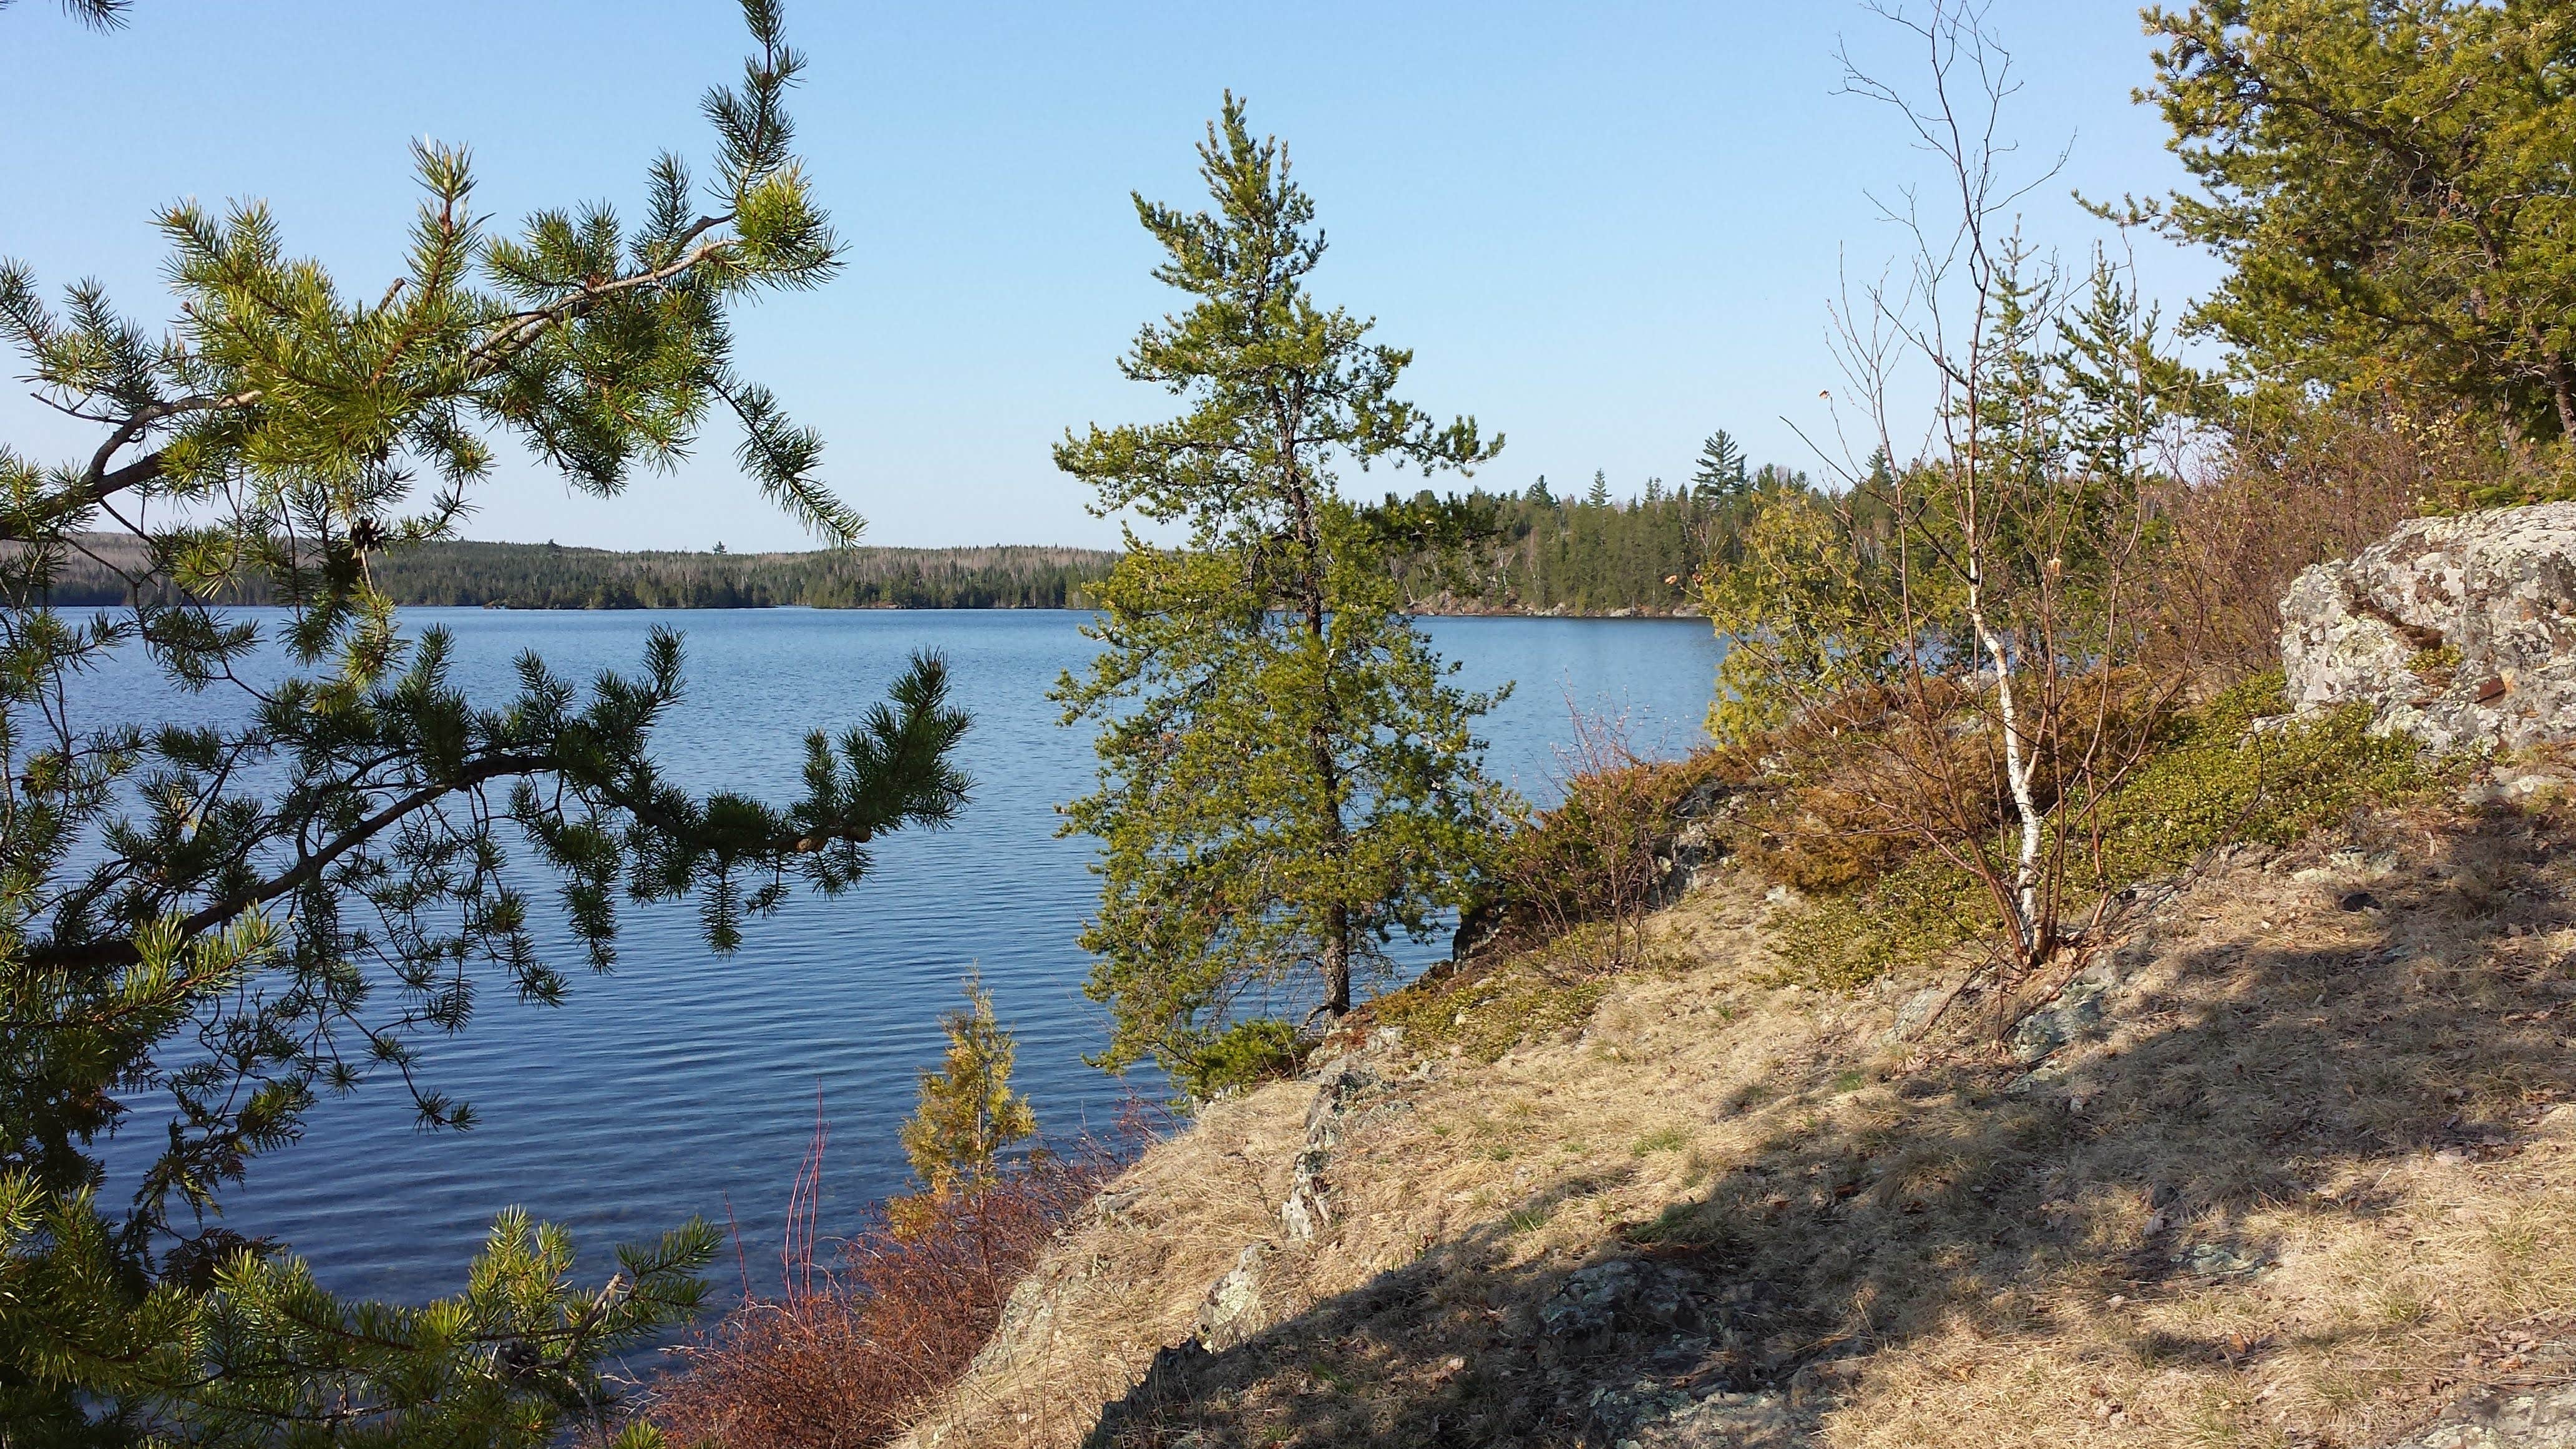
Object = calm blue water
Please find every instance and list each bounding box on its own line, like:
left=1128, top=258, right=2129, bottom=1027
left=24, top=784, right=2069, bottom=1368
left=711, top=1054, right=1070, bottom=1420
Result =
left=99, top=609, right=1720, bottom=1304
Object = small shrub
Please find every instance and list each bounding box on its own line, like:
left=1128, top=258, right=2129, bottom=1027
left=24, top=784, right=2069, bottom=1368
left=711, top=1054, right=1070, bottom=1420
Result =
left=655, top=990, right=1134, bottom=1448
left=898, top=973, right=1038, bottom=1202
left=1495, top=718, right=1730, bottom=968
left=1726, top=680, right=2002, bottom=895
left=2091, top=670, right=2438, bottom=880
left=2408, top=643, right=2462, bottom=686
left=2147, top=395, right=2542, bottom=679
left=1173, top=1018, right=1310, bottom=1102
left=1769, top=850, right=1999, bottom=988
left=1767, top=671, right=2442, bottom=988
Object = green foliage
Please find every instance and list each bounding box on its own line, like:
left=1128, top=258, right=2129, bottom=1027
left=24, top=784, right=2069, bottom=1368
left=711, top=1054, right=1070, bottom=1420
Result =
left=0, top=4, right=976, bottom=1440
left=5, top=1188, right=713, bottom=1447
left=899, top=976, right=1039, bottom=1198
left=1697, top=228, right=2193, bottom=975
left=2409, top=644, right=2464, bottom=686
left=1770, top=853, right=2000, bottom=990
left=1699, top=480, right=1882, bottom=743
left=1053, top=97, right=1506, bottom=1073
left=2091, top=671, right=2439, bottom=881
left=1703, top=248, right=2192, bottom=744
left=2146, top=0, right=2576, bottom=439
left=1173, top=1018, right=1310, bottom=1103
left=1692, top=431, right=1750, bottom=504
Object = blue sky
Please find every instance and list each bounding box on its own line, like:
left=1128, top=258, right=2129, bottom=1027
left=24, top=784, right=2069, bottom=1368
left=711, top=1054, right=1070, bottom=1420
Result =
left=0, top=1, right=2218, bottom=552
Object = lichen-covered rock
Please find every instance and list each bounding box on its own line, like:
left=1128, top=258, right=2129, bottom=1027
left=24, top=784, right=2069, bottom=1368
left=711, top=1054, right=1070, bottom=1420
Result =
left=1279, top=1058, right=1380, bottom=1241
left=2282, top=502, right=2576, bottom=751
left=1195, top=1243, right=1269, bottom=1350
left=1538, top=1259, right=1711, bottom=1339
left=1622, top=1388, right=1805, bottom=1449
left=2392, top=1381, right=2576, bottom=1447
left=2006, top=976, right=2108, bottom=1065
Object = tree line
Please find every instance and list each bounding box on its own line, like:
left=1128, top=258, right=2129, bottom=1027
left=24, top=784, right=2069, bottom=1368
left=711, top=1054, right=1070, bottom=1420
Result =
left=45, top=534, right=1120, bottom=610
left=43, top=473, right=1813, bottom=614
left=1376, top=449, right=1811, bottom=616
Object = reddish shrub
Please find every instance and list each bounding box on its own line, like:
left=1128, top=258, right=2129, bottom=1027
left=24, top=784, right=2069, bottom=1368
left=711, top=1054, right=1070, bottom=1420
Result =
left=650, top=1136, right=1116, bottom=1448
left=1496, top=710, right=1729, bottom=968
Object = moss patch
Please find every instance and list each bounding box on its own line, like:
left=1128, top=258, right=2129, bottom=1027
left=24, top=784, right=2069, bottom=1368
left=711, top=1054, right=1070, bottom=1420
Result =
left=1769, top=853, right=1999, bottom=988
left=1372, top=961, right=1608, bottom=1064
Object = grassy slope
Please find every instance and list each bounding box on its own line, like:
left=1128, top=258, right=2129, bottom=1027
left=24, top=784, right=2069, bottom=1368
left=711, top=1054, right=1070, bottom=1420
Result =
left=904, top=769, right=2576, bottom=1449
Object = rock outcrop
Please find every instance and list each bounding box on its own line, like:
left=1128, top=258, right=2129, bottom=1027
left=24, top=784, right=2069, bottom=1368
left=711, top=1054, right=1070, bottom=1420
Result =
left=2282, top=501, right=2576, bottom=751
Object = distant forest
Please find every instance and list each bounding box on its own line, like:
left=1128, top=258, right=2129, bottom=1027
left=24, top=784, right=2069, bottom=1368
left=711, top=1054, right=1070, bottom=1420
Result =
left=42, top=447, right=1798, bottom=615
left=1385, top=449, right=1812, bottom=617
left=45, top=537, right=1118, bottom=610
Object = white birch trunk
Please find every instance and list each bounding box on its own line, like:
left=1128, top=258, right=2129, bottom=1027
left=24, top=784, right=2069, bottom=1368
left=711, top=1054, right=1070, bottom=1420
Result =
left=1966, top=563, right=2043, bottom=957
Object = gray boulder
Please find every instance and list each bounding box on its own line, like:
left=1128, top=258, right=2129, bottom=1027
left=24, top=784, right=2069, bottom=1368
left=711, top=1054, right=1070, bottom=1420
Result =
left=2281, top=502, right=2576, bottom=751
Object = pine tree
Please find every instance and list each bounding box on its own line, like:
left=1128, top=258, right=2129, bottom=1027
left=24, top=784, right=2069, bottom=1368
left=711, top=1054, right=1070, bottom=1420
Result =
left=1053, top=97, right=1506, bottom=1076
left=1586, top=469, right=1612, bottom=507
left=0, top=3, right=972, bottom=1442
left=898, top=975, right=1039, bottom=1200
left=1525, top=474, right=1554, bottom=505
left=1692, top=429, right=1750, bottom=502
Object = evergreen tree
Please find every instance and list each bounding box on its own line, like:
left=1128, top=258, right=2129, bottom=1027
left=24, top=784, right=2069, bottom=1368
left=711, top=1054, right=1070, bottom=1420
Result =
left=1692, top=429, right=1750, bottom=502
left=1586, top=469, right=1612, bottom=507
left=0, top=4, right=973, bottom=1442
left=2147, top=0, right=2576, bottom=437
left=1053, top=97, right=1505, bottom=1076
left=897, top=975, right=1038, bottom=1200
left=1525, top=474, right=1554, bottom=505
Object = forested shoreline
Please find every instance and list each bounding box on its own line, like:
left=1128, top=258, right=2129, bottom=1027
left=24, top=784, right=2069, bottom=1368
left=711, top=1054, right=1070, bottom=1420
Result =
left=47, top=478, right=1778, bottom=613
left=45, top=535, right=1116, bottom=610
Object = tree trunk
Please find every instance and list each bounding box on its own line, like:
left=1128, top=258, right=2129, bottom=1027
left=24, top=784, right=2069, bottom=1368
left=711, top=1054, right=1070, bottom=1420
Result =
left=1963, top=479, right=2046, bottom=972
left=1309, top=596, right=1353, bottom=1019
left=1280, top=401, right=1354, bottom=1022
left=1322, top=902, right=1352, bottom=1018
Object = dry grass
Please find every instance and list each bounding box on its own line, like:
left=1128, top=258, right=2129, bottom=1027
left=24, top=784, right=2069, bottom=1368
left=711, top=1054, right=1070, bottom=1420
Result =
left=897, top=1084, right=1317, bottom=1445
left=902, top=774, right=2576, bottom=1449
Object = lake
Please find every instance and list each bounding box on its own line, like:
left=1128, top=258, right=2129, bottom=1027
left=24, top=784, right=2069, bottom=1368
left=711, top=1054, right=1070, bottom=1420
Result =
left=105, top=608, right=1724, bottom=1304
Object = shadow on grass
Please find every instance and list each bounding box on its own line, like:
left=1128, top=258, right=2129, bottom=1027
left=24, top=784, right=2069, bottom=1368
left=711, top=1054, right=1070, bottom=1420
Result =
left=1079, top=803, right=2576, bottom=1448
